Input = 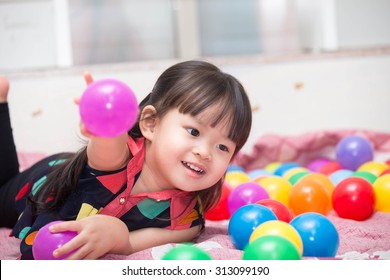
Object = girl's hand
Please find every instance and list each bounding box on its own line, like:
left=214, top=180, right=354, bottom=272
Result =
left=49, top=215, right=131, bottom=260
left=75, top=71, right=95, bottom=138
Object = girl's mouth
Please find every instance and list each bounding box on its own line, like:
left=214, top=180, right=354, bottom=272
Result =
left=182, top=161, right=205, bottom=174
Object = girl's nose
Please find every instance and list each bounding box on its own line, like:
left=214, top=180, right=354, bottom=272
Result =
left=193, top=146, right=212, bottom=161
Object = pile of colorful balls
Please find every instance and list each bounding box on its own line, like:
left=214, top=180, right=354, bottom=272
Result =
left=161, top=135, right=390, bottom=260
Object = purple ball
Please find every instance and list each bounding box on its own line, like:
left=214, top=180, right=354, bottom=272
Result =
left=32, top=221, right=77, bottom=260
left=335, top=135, right=374, bottom=171
left=307, top=158, right=331, bottom=172
left=227, top=182, right=269, bottom=215
left=79, top=79, right=139, bottom=137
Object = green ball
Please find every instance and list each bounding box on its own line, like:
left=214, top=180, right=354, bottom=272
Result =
left=289, top=171, right=310, bottom=185
left=243, top=235, right=301, bottom=260
left=161, top=244, right=213, bottom=260
left=352, top=171, right=377, bottom=184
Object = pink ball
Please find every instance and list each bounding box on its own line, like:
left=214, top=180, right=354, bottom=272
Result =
left=32, top=221, right=77, bottom=260
left=227, top=182, right=269, bottom=215
left=307, top=158, right=331, bottom=172
left=79, top=79, right=139, bottom=137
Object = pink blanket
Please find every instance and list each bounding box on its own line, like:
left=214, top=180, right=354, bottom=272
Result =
left=2, top=129, right=390, bottom=260
left=1, top=211, right=390, bottom=260
left=234, top=129, right=390, bottom=171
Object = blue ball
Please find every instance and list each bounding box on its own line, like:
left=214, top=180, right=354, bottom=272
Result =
left=248, top=169, right=272, bottom=180
left=228, top=204, right=277, bottom=250
left=274, top=162, right=300, bottom=177
left=290, top=212, right=339, bottom=257
left=329, top=169, right=353, bottom=185
left=227, top=164, right=246, bottom=173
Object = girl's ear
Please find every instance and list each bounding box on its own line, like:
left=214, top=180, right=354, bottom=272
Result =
left=139, top=105, right=157, bottom=141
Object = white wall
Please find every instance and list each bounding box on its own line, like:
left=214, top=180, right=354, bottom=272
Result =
left=6, top=52, right=390, bottom=155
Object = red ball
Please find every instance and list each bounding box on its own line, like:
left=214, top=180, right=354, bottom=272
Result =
left=319, top=161, right=342, bottom=175
left=204, top=183, right=232, bottom=221
left=332, top=177, right=375, bottom=221
left=256, top=199, right=294, bottom=223
left=380, top=168, right=390, bottom=176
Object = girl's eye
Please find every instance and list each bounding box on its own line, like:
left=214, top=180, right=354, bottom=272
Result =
left=217, top=144, right=229, bottom=152
left=186, top=128, right=200, bottom=137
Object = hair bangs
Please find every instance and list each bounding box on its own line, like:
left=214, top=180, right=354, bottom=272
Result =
left=177, top=78, right=251, bottom=152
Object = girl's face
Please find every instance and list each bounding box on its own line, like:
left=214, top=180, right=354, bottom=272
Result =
left=142, top=106, right=236, bottom=192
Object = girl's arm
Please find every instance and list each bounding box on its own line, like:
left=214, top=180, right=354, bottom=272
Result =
left=78, top=72, right=130, bottom=171
left=86, top=133, right=129, bottom=171
left=49, top=215, right=201, bottom=259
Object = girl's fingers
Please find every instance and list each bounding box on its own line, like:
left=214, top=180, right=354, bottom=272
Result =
left=49, top=220, right=80, bottom=233
left=61, top=244, right=92, bottom=260
left=84, top=71, right=94, bottom=85
left=80, top=123, right=95, bottom=138
left=52, top=238, right=81, bottom=259
left=74, top=96, right=80, bottom=105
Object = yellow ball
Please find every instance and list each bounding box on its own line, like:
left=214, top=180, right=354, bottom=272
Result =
left=283, top=167, right=309, bottom=181
left=372, top=174, right=390, bottom=212
left=249, top=220, right=303, bottom=256
left=255, top=176, right=292, bottom=207
left=225, top=171, right=250, bottom=188
left=358, top=161, right=389, bottom=177
left=264, top=162, right=282, bottom=174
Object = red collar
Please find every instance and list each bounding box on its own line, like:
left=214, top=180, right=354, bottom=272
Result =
left=100, top=136, right=192, bottom=218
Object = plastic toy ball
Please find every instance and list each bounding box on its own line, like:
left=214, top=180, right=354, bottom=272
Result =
left=335, top=135, right=374, bottom=171
left=289, top=179, right=331, bottom=216
left=243, top=235, right=301, bottom=260
left=248, top=169, right=272, bottom=180
left=273, top=162, right=300, bottom=177
left=318, top=161, right=342, bottom=175
left=329, top=169, right=353, bottom=185
left=161, top=243, right=212, bottom=260
left=332, top=177, right=375, bottom=221
left=264, top=162, right=282, bottom=173
left=224, top=171, right=250, bottom=188
left=228, top=204, right=277, bottom=250
left=283, top=167, right=309, bottom=181
left=255, top=176, right=293, bottom=208
left=380, top=168, right=390, bottom=176
left=249, top=220, right=303, bottom=255
left=357, top=161, right=388, bottom=177
left=297, top=172, right=335, bottom=198
left=307, top=158, right=331, bottom=172
left=372, top=174, right=390, bottom=213
left=32, top=221, right=77, bottom=260
left=288, top=171, right=310, bottom=185
left=205, top=182, right=232, bottom=221
left=290, top=212, right=339, bottom=257
left=227, top=164, right=245, bottom=173
left=79, top=79, right=139, bottom=137
left=352, top=171, right=377, bottom=184
left=227, top=182, right=269, bottom=215
left=256, top=199, right=294, bottom=223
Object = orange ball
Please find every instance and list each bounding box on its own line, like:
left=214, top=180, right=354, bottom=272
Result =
left=297, top=172, right=335, bottom=211
left=289, top=180, right=331, bottom=216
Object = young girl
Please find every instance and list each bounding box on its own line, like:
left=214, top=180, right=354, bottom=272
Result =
left=0, top=60, right=252, bottom=260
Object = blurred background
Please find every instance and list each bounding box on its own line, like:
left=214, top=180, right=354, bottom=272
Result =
left=1, top=0, right=390, bottom=70
left=0, top=0, right=389, bottom=155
